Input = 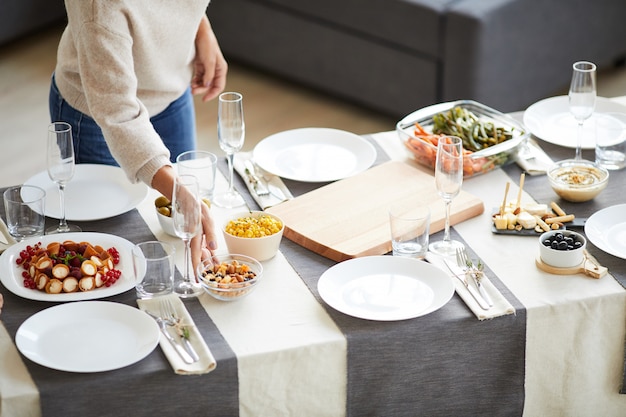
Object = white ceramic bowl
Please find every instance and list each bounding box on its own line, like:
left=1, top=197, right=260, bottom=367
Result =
left=547, top=159, right=609, bottom=203
left=539, top=230, right=586, bottom=268
left=222, top=211, right=284, bottom=261
left=156, top=209, right=177, bottom=237
left=196, top=253, right=263, bottom=301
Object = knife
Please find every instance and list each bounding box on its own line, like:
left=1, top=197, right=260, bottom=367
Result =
left=470, top=268, right=494, bottom=307
left=443, top=259, right=490, bottom=310
left=244, top=160, right=269, bottom=196
left=146, top=311, right=195, bottom=364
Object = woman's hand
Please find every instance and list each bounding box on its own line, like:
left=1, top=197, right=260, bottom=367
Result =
left=191, top=15, right=228, bottom=102
left=152, top=166, right=218, bottom=276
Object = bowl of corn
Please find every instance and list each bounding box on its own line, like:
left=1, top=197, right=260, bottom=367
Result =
left=197, top=254, right=263, bottom=301
left=222, top=211, right=284, bottom=261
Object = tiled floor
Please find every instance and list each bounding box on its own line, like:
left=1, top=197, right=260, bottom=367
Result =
left=2, top=24, right=626, bottom=188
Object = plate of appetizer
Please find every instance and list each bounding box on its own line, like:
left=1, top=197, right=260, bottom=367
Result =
left=0, top=232, right=135, bottom=302
left=491, top=174, right=580, bottom=235
left=396, top=100, right=528, bottom=178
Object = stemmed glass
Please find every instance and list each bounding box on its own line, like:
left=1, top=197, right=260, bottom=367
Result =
left=46, top=122, right=81, bottom=234
left=569, top=61, right=596, bottom=161
left=172, top=174, right=202, bottom=297
left=214, top=91, right=245, bottom=208
left=429, top=136, right=464, bottom=256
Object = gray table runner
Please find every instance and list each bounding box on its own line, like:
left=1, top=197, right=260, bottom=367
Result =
left=0, top=204, right=239, bottom=417
left=223, top=137, right=527, bottom=416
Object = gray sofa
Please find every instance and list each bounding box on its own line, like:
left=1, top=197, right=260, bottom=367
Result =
left=207, top=0, right=626, bottom=117
left=0, top=0, right=66, bottom=45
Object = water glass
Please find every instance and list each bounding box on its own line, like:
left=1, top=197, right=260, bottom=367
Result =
left=176, top=150, right=218, bottom=200
left=133, top=241, right=176, bottom=299
left=3, top=185, right=46, bottom=241
left=389, top=204, right=430, bottom=259
left=595, top=112, right=626, bottom=170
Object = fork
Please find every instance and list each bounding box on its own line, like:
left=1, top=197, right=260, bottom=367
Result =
left=244, top=160, right=270, bottom=196
left=456, top=248, right=493, bottom=307
left=160, top=298, right=200, bottom=362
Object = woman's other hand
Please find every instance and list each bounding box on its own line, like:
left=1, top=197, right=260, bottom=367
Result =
left=191, top=15, right=228, bottom=102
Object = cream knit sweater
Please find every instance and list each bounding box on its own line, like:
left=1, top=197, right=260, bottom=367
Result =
left=54, top=0, right=210, bottom=185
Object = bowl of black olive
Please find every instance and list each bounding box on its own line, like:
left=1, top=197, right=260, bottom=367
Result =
left=539, top=230, right=586, bottom=268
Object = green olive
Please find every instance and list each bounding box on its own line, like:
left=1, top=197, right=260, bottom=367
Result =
left=157, top=206, right=171, bottom=217
left=155, top=195, right=171, bottom=208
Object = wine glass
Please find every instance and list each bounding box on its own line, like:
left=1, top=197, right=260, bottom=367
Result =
left=569, top=61, right=596, bottom=161
left=429, top=136, right=464, bottom=256
left=172, top=174, right=202, bottom=297
left=46, top=122, right=81, bottom=234
left=213, top=92, right=245, bottom=208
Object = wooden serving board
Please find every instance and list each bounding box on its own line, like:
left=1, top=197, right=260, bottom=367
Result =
left=266, top=160, right=484, bottom=262
left=535, top=251, right=608, bottom=279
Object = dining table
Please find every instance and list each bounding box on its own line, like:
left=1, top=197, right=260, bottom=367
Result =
left=1, top=97, right=626, bottom=417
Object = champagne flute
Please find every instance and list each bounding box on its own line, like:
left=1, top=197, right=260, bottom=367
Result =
left=429, top=136, right=464, bottom=256
left=569, top=61, right=596, bottom=161
left=172, top=174, right=202, bottom=297
left=214, top=92, right=245, bottom=208
left=46, top=122, right=81, bottom=234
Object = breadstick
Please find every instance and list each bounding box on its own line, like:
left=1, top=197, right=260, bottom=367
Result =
left=500, top=182, right=510, bottom=216
left=550, top=201, right=567, bottom=217
left=545, top=214, right=575, bottom=224
left=516, top=172, right=525, bottom=209
left=534, top=215, right=551, bottom=232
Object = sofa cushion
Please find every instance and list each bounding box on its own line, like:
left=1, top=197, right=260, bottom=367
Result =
left=258, top=0, right=457, bottom=58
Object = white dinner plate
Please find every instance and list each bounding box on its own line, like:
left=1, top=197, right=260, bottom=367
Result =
left=523, top=96, right=626, bottom=149
left=16, top=301, right=159, bottom=372
left=585, top=204, right=626, bottom=259
left=0, top=232, right=135, bottom=302
left=25, top=164, right=148, bottom=221
left=317, top=256, right=454, bottom=321
left=252, top=128, right=377, bottom=182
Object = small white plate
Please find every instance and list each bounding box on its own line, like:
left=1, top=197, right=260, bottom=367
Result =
left=25, top=164, right=148, bottom=221
left=16, top=301, right=159, bottom=372
left=585, top=204, right=626, bottom=259
left=523, top=96, right=626, bottom=149
left=0, top=232, right=135, bottom=302
left=253, top=128, right=377, bottom=182
left=318, top=256, right=454, bottom=321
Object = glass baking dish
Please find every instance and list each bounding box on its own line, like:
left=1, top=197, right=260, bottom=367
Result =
left=396, top=100, right=529, bottom=177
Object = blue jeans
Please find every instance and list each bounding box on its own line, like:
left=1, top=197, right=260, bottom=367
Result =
left=49, top=75, right=197, bottom=165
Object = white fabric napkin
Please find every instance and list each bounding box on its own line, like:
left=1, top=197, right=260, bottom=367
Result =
left=233, top=152, right=293, bottom=209
left=514, top=139, right=554, bottom=175
left=137, top=294, right=217, bottom=375
left=426, top=252, right=515, bottom=320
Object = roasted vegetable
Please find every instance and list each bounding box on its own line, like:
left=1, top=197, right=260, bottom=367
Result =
left=431, top=106, right=515, bottom=152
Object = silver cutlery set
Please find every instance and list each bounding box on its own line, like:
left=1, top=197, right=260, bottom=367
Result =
left=146, top=298, right=199, bottom=364
left=444, top=248, right=494, bottom=310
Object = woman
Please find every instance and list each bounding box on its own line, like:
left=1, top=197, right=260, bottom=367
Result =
left=49, top=0, right=227, bottom=269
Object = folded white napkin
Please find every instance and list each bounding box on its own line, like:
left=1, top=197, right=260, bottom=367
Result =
left=0, top=215, right=17, bottom=253
left=514, top=139, right=554, bottom=175
left=137, top=294, right=216, bottom=375
left=426, top=252, right=515, bottom=320
left=233, top=152, right=293, bottom=209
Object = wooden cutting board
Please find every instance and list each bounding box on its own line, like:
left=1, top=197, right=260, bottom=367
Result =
left=266, top=160, right=484, bottom=262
